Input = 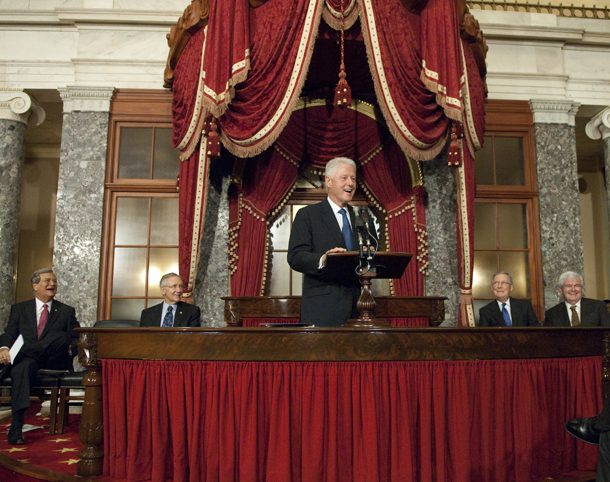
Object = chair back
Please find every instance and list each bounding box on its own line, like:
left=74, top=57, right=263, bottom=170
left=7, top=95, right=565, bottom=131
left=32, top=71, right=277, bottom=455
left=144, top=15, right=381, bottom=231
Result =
left=94, top=320, right=140, bottom=328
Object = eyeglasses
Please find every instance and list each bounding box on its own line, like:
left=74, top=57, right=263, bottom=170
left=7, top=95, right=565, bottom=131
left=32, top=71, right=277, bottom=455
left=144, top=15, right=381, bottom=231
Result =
left=491, top=281, right=511, bottom=287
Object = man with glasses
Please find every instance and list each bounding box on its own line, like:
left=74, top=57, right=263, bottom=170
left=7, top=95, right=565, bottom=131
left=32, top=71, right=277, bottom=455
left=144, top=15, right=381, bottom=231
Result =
left=543, top=271, right=610, bottom=327
left=478, top=271, right=539, bottom=327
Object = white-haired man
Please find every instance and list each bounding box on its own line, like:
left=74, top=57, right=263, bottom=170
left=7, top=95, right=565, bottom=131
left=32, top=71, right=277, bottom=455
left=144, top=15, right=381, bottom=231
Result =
left=478, top=271, right=539, bottom=327
left=139, top=273, right=201, bottom=327
left=543, top=271, right=610, bottom=327
left=288, top=157, right=375, bottom=327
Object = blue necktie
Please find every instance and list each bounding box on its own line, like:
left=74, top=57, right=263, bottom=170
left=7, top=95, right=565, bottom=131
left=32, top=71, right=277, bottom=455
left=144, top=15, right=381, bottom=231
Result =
left=339, top=208, right=354, bottom=251
left=502, top=302, right=512, bottom=326
left=162, top=305, right=174, bottom=327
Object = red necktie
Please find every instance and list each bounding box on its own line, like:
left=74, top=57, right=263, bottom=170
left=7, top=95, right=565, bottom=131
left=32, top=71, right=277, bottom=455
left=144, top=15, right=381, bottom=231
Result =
left=38, top=303, right=49, bottom=339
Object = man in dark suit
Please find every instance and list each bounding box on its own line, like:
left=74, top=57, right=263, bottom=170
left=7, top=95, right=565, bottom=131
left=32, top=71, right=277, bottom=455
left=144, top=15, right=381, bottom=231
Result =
left=478, top=271, right=539, bottom=326
left=288, top=157, right=367, bottom=327
left=0, top=268, right=79, bottom=444
left=139, top=272, right=200, bottom=327
left=543, top=271, right=610, bottom=327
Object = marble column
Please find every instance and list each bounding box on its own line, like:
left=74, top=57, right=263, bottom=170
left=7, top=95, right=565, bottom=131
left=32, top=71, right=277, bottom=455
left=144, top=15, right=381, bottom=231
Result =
left=585, top=107, right=610, bottom=229
left=0, top=90, right=45, bottom=330
left=529, top=100, right=583, bottom=310
left=193, top=160, right=232, bottom=327
left=422, top=151, right=459, bottom=325
left=55, top=87, right=114, bottom=327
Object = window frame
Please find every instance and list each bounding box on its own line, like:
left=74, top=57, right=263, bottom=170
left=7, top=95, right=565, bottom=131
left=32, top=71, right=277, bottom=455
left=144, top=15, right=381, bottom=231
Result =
left=474, top=100, right=543, bottom=320
left=98, top=90, right=179, bottom=320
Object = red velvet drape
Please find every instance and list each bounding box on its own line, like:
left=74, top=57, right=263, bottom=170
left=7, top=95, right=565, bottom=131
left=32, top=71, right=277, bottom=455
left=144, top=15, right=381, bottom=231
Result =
left=229, top=149, right=299, bottom=297
left=103, top=356, right=601, bottom=482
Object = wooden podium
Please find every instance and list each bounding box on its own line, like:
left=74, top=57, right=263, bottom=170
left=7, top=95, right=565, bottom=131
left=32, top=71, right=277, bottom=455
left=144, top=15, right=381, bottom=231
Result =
left=325, top=251, right=412, bottom=328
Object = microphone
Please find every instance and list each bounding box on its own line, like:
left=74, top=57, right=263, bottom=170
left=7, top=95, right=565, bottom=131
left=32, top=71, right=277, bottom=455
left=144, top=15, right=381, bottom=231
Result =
left=355, top=215, right=365, bottom=260
left=361, top=208, right=374, bottom=260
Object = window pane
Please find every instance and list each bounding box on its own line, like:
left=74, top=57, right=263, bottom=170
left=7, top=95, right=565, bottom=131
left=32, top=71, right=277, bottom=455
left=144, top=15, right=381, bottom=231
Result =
left=269, top=251, right=290, bottom=296
left=474, top=136, right=494, bottom=185
left=148, top=247, right=179, bottom=294
left=499, top=251, right=530, bottom=298
left=494, top=137, right=525, bottom=186
left=150, top=198, right=179, bottom=246
left=473, top=251, right=498, bottom=298
left=111, top=299, right=144, bottom=321
left=118, top=127, right=152, bottom=179
left=115, top=197, right=149, bottom=245
left=113, top=247, right=147, bottom=296
left=497, top=203, right=528, bottom=249
left=153, top=128, right=179, bottom=180
left=270, top=207, right=290, bottom=251
left=474, top=203, right=496, bottom=250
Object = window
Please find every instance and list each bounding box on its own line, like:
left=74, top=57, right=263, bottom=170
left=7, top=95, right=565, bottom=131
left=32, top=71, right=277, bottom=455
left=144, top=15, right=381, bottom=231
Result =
left=99, top=90, right=179, bottom=321
left=472, top=101, right=542, bottom=321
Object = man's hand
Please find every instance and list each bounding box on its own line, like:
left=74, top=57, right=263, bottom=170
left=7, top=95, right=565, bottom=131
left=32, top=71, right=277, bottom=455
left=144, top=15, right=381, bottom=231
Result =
left=0, top=347, right=10, bottom=365
left=321, top=247, right=347, bottom=266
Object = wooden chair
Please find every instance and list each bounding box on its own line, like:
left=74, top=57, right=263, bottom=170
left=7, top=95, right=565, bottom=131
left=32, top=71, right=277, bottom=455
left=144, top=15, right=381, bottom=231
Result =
left=0, top=369, right=67, bottom=435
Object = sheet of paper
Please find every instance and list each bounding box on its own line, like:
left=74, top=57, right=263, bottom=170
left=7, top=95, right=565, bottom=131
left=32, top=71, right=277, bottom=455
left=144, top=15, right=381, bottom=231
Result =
left=9, top=334, right=24, bottom=364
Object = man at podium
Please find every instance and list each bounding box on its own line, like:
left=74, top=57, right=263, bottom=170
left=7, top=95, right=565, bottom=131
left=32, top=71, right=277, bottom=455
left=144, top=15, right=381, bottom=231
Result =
left=288, top=157, right=368, bottom=327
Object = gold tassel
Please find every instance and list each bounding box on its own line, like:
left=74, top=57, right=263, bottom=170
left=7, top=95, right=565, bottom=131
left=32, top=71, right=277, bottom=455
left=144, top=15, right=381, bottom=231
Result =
left=334, top=0, right=351, bottom=108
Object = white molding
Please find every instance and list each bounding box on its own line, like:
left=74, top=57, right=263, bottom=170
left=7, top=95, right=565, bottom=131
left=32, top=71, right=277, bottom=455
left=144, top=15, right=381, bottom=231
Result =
left=529, top=100, right=581, bottom=125
left=0, top=89, right=45, bottom=125
left=58, top=86, right=115, bottom=113
left=0, top=9, right=182, bottom=26
left=585, top=107, right=610, bottom=140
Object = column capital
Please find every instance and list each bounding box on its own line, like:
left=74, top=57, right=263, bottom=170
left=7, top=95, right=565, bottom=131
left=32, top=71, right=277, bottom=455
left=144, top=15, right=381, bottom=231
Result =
left=529, top=100, right=581, bottom=126
left=58, top=86, right=115, bottom=113
left=0, top=89, right=45, bottom=126
left=585, top=106, right=610, bottom=140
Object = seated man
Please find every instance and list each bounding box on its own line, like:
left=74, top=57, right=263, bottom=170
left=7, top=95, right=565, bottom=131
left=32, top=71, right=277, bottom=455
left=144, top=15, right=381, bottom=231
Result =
left=140, top=272, right=200, bottom=327
left=478, top=271, right=538, bottom=327
left=543, top=271, right=610, bottom=326
left=0, top=268, right=79, bottom=445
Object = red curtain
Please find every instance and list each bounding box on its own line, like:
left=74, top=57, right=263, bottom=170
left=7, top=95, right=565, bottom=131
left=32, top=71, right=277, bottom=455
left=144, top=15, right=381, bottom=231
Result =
left=229, top=149, right=299, bottom=297
left=103, top=356, right=601, bottom=482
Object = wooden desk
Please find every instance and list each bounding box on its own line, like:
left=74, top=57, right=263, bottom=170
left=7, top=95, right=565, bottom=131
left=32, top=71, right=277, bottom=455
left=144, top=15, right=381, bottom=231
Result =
left=221, top=296, right=447, bottom=326
left=75, top=327, right=610, bottom=480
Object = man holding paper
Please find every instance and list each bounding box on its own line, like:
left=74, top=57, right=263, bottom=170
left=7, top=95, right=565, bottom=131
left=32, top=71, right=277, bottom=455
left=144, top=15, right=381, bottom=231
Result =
left=0, top=268, right=79, bottom=445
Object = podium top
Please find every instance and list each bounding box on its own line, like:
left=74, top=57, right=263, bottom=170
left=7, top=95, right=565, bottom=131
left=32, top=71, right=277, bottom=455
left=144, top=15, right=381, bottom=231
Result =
left=325, top=251, right=412, bottom=280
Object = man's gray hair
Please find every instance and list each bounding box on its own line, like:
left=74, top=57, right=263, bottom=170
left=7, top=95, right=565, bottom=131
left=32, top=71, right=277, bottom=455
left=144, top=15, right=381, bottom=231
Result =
left=491, top=271, right=513, bottom=285
left=159, top=272, right=182, bottom=288
left=324, top=157, right=357, bottom=192
left=557, top=271, right=584, bottom=289
left=31, top=268, right=54, bottom=286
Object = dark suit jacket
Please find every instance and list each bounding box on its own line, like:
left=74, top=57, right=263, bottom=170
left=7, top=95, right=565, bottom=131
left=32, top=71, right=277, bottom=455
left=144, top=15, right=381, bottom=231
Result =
left=139, top=301, right=201, bottom=327
left=0, top=298, right=79, bottom=363
left=543, top=297, right=610, bottom=327
left=288, top=200, right=368, bottom=327
left=478, top=297, right=539, bottom=327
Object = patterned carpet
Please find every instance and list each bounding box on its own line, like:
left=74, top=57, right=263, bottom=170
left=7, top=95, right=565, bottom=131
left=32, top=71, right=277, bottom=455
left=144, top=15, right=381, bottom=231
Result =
left=0, top=402, right=105, bottom=482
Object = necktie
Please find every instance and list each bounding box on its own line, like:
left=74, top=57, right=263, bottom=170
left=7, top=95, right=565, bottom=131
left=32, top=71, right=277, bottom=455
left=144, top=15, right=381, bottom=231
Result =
left=162, top=305, right=174, bottom=327
left=570, top=305, right=581, bottom=327
left=339, top=208, right=354, bottom=251
left=38, top=303, right=49, bottom=339
left=502, top=303, right=512, bottom=327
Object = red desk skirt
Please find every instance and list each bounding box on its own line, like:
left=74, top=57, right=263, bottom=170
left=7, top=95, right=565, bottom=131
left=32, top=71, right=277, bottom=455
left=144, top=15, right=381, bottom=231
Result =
left=103, top=357, right=601, bottom=482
